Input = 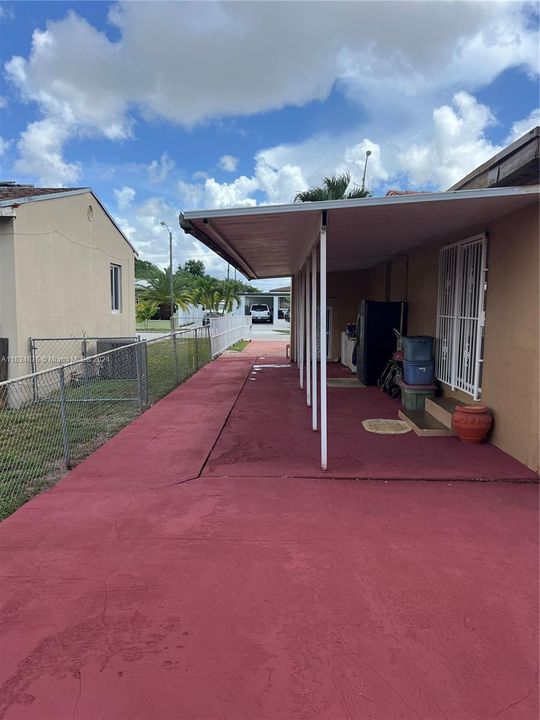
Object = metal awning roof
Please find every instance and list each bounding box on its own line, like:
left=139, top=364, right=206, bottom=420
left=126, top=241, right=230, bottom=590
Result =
left=181, top=186, right=539, bottom=279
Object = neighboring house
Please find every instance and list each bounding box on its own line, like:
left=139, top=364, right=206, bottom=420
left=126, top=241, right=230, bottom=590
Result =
left=236, top=288, right=291, bottom=322
left=0, top=183, right=137, bottom=379
left=181, top=127, right=539, bottom=472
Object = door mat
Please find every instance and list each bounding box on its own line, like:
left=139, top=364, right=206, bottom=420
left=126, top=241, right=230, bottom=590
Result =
left=362, top=419, right=412, bottom=434
left=327, top=378, right=365, bottom=387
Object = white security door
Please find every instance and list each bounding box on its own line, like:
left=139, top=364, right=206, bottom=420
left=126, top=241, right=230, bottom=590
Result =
left=436, top=234, right=487, bottom=399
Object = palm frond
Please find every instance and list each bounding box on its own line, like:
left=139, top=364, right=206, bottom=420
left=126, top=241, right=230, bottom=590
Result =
left=294, top=171, right=371, bottom=202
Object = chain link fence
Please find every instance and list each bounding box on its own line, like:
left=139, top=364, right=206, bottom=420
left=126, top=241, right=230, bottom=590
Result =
left=29, top=335, right=140, bottom=374
left=0, top=326, right=211, bottom=520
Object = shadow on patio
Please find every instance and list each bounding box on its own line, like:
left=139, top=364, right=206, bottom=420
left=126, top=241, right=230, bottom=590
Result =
left=204, top=359, right=538, bottom=482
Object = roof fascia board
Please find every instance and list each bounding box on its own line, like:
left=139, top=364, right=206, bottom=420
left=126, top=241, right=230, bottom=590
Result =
left=294, top=212, right=323, bottom=274
left=180, top=213, right=256, bottom=279
left=449, top=127, right=539, bottom=190
left=0, top=188, right=91, bottom=207
left=182, top=185, right=539, bottom=222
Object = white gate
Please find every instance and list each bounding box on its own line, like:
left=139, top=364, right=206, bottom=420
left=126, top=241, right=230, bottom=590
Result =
left=436, top=234, right=487, bottom=399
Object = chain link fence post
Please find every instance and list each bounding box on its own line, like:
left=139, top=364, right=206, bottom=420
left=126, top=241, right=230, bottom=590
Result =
left=29, top=338, right=38, bottom=403
left=194, top=326, right=199, bottom=370
left=135, top=341, right=146, bottom=414
left=172, top=331, right=180, bottom=385
left=81, top=336, right=91, bottom=401
left=58, top=366, right=71, bottom=470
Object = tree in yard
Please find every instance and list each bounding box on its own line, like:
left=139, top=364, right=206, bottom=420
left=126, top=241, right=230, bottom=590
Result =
left=182, top=259, right=205, bottom=276
left=135, top=258, right=157, bottom=279
left=136, top=263, right=192, bottom=316
left=136, top=300, right=159, bottom=328
left=293, top=172, right=371, bottom=202
left=219, top=281, right=241, bottom=314
left=190, top=276, right=221, bottom=313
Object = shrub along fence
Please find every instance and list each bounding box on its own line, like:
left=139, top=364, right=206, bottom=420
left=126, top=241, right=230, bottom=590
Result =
left=0, top=326, right=211, bottom=519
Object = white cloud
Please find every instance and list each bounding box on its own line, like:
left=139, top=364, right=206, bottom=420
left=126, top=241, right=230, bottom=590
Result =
left=0, top=96, right=7, bottom=109
left=507, top=108, right=540, bottom=143
left=0, top=5, right=14, bottom=21
left=398, top=91, right=501, bottom=188
left=113, top=214, right=136, bottom=242
left=218, top=154, right=239, bottom=172
left=178, top=91, right=538, bottom=209
left=0, top=136, right=11, bottom=156
left=205, top=176, right=259, bottom=209
left=254, top=158, right=307, bottom=204
left=114, top=185, right=135, bottom=210
left=147, top=151, right=175, bottom=184
left=179, top=175, right=259, bottom=210
left=114, top=194, right=230, bottom=277
left=6, top=1, right=538, bottom=186
left=14, top=118, right=81, bottom=186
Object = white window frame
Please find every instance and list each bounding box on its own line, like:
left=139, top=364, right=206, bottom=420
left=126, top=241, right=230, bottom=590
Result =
left=110, top=263, right=122, bottom=313
left=435, top=234, right=487, bottom=399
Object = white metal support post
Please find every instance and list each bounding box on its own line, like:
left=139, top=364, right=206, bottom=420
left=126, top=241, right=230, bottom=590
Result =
left=311, top=245, right=317, bottom=431
left=299, top=269, right=304, bottom=390
left=305, top=256, right=311, bottom=407
left=292, top=273, right=298, bottom=364
left=320, top=222, right=327, bottom=470
left=473, top=236, right=487, bottom=400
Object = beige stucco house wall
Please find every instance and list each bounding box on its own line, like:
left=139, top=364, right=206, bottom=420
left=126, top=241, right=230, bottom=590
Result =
left=357, top=202, right=539, bottom=471
left=327, top=270, right=368, bottom=361
left=0, top=190, right=136, bottom=379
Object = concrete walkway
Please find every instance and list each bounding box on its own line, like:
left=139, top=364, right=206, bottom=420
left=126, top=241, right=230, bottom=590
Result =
left=1, top=356, right=538, bottom=720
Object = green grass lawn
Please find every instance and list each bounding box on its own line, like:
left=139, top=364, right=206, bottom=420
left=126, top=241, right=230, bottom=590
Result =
left=136, top=319, right=173, bottom=331
left=0, top=334, right=212, bottom=519
left=227, top=340, right=250, bottom=352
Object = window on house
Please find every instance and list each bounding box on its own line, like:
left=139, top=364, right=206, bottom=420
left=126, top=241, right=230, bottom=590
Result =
left=436, top=234, right=487, bottom=399
left=110, top=264, right=122, bottom=312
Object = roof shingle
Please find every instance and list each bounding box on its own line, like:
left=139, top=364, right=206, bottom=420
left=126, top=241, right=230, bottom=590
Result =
left=0, top=186, right=83, bottom=202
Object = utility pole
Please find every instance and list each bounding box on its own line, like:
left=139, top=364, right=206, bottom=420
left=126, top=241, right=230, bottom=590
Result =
left=160, top=221, right=175, bottom=332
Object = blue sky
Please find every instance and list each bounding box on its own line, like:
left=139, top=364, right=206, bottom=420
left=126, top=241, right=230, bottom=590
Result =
left=0, top=1, right=538, bottom=288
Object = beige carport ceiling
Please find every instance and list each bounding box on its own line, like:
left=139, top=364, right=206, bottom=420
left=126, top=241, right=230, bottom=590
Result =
left=180, top=186, right=539, bottom=279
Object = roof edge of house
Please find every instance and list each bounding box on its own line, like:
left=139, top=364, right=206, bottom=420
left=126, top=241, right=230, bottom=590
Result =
left=0, top=187, right=138, bottom=257
left=182, top=184, right=540, bottom=222
left=448, top=126, right=539, bottom=191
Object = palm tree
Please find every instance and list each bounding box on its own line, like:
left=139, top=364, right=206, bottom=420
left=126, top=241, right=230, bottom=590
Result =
left=219, top=281, right=241, bottom=315
left=294, top=171, right=371, bottom=202
left=136, top=264, right=192, bottom=316
left=191, top=276, right=221, bottom=313
left=136, top=299, right=159, bottom=328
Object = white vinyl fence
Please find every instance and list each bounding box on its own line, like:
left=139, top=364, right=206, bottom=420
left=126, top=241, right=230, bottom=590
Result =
left=209, top=316, right=252, bottom=357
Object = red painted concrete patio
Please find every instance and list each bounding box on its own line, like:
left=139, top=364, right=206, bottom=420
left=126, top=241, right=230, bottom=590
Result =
left=1, top=353, right=538, bottom=719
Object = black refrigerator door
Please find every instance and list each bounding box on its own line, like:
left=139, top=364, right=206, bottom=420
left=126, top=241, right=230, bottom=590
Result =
left=357, top=301, right=407, bottom=385
left=356, top=301, right=367, bottom=384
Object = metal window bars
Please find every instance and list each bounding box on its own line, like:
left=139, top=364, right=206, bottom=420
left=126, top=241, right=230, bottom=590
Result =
left=436, top=234, right=487, bottom=399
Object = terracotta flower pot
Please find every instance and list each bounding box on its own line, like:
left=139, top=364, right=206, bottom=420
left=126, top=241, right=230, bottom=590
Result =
left=452, top=404, right=493, bottom=444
